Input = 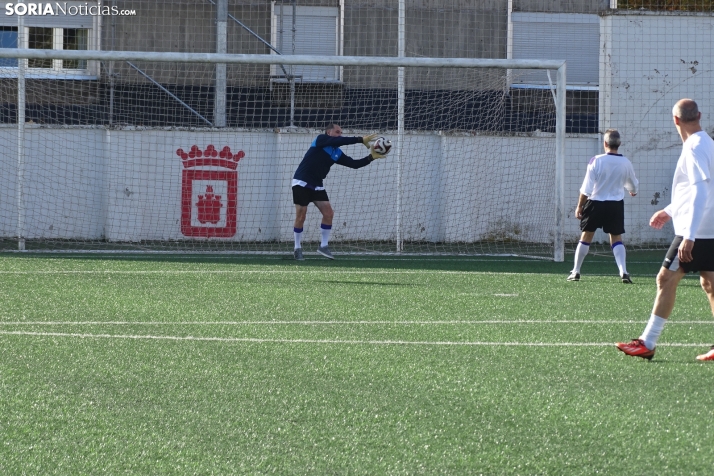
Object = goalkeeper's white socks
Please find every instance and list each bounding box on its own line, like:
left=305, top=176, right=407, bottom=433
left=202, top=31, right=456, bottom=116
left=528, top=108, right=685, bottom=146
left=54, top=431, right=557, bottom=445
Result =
left=294, top=227, right=303, bottom=250
left=573, top=241, right=590, bottom=273
left=320, top=224, right=332, bottom=247
left=612, top=241, right=627, bottom=275
left=640, top=314, right=667, bottom=350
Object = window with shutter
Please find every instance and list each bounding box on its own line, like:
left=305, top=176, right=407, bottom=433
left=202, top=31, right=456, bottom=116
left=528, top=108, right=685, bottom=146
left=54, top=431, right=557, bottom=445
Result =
left=270, top=5, right=341, bottom=83
left=509, top=12, right=599, bottom=90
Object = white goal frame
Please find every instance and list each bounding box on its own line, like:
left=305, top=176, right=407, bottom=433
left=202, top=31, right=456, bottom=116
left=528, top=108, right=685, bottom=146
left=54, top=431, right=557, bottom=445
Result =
left=0, top=48, right=567, bottom=261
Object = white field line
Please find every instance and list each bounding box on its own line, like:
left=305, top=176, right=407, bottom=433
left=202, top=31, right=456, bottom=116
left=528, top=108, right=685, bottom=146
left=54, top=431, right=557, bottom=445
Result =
left=0, top=269, right=668, bottom=277
left=0, top=269, right=555, bottom=275
left=0, top=330, right=708, bottom=347
left=0, top=270, right=459, bottom=275
left=0, top=320, right=711, bottom=325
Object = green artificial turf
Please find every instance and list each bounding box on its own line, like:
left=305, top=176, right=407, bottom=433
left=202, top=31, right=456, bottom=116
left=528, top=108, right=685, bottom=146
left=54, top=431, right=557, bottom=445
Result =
left=1, top=252, right=713, bottom=474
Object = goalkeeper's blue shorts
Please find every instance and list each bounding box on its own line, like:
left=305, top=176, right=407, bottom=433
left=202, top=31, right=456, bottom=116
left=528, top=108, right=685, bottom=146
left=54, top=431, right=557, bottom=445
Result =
left=293, top=185, right=329, bottom=206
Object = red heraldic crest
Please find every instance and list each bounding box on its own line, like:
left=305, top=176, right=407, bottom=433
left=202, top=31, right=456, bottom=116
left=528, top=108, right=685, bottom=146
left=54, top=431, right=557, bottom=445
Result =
left=177, top=144, right=245, bottom=237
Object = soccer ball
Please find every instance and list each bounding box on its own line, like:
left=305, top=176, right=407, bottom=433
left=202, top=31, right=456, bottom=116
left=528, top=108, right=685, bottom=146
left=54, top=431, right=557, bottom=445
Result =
left=373, top=137, right=392, bottom=155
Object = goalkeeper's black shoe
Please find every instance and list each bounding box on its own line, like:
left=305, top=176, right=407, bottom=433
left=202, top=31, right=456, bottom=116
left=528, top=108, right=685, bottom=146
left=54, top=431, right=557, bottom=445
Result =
left=294, top=248, right=304, bottom=261
left=621, top=273, right=633, bottom=284
left=317, top=246, right=334, bottom=260
left=567, top=271, right=580, bottom=282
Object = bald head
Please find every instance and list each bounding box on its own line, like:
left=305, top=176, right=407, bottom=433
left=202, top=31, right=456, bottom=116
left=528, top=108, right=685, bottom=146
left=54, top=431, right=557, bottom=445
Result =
left=672, top=99, right=700, bottom=124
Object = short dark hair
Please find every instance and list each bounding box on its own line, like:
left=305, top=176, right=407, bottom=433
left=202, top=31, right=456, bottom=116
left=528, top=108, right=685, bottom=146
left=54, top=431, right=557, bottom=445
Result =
left=604, top=129, right=621, bottom=149
left=325, top=123, right=340, bottom=133
left=673, top=99, right=700, bottom=123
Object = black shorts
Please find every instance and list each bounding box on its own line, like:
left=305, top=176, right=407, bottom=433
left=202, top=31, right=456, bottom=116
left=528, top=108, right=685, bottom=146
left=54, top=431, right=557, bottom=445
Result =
left=580, top=199, right=625, bottom=235
left=662, top=236, right=714, bottom=273
left=292, top=185, right=329, bottom=206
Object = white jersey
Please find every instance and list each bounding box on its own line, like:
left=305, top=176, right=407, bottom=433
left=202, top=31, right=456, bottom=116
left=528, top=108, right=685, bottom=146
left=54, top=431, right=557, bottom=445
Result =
left=579, top=152, right=639, bottom=201
left=664, top=131, right=714, bottom=239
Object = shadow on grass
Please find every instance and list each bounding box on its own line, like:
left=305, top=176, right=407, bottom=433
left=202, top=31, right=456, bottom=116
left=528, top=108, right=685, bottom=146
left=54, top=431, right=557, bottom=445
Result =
left=312, top=280, right=419, bottom=287
left=0, top=249, right=668, bottom=276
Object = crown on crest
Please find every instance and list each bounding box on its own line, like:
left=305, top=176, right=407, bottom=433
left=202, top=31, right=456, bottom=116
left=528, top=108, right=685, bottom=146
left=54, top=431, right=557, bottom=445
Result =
left=177, top=145, right=245, bottom=170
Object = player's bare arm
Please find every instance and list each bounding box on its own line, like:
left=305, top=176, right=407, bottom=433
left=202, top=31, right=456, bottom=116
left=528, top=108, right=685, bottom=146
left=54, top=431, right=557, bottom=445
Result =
left=649, top=209, right=671, bottom=229
left=574, top=193, right=588, bottom=219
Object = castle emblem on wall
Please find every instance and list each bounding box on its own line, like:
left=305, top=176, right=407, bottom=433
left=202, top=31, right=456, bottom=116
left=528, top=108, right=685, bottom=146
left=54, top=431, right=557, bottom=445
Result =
left=177, top=145, right=244, bottom=238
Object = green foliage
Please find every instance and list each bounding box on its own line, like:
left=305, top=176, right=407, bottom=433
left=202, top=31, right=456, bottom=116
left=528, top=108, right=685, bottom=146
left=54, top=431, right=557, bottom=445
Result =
left=620, top=0, right=714, bottom=11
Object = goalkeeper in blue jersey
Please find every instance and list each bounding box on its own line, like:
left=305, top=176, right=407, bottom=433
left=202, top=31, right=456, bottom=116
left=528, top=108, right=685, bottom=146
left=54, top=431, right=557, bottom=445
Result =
left=291, top=124, right=385, bottom=260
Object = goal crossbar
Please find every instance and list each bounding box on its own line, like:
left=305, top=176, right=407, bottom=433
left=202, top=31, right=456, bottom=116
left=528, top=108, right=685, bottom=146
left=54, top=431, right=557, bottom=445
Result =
left=0, top=48, right=565, bottom=70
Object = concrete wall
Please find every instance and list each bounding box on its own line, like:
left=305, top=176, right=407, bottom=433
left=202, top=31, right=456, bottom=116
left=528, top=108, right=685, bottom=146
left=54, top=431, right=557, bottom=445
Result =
left=0, top=128, right=602, bottom=245
left=104, top=0, right=507, bottom=87
left=600, top=12, right=714, bottom=244
left=106, top=0, right=612, bottom=88
left=0, top=127, right=106, bottom=239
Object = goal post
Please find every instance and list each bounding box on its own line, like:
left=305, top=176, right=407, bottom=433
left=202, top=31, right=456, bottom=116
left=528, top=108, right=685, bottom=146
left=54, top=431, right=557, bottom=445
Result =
left=0, top=48, right=567, bottom=260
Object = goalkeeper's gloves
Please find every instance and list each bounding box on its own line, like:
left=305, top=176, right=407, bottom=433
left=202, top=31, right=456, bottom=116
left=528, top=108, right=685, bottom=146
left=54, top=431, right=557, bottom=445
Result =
left=362, top=133, right=379, bottom=149
left=369, top=144, right=387, bottom=160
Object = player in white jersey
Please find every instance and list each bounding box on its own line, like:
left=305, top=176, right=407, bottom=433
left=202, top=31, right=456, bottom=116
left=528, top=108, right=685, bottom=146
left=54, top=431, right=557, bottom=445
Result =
left=617, top=99, right=714, bottom=361
left=568, top=129, right=639, bottom=283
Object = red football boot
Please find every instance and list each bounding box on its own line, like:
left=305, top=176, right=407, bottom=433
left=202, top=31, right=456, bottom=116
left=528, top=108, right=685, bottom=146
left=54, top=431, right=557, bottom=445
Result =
left=696, top=346, right=714, bottom=361
left=616, top=339, right=655, bottom=360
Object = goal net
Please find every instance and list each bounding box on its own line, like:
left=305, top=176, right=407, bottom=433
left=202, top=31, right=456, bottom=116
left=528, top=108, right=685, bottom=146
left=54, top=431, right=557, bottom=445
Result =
left=0, top=49, right=566, bottom=259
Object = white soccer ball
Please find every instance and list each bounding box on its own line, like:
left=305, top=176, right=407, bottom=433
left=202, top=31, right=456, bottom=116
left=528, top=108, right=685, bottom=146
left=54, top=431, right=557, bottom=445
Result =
left=373, top=137, right=392, bottom=155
